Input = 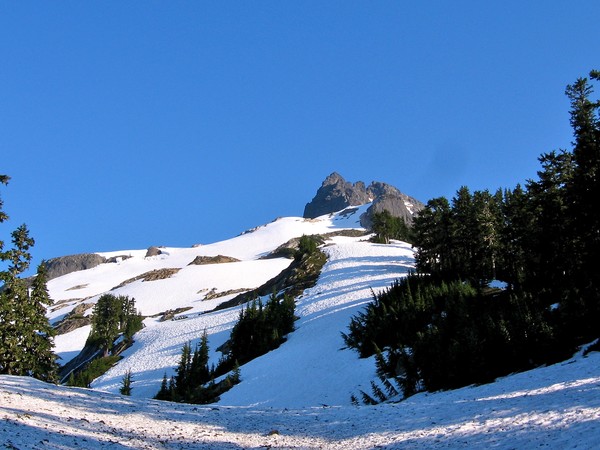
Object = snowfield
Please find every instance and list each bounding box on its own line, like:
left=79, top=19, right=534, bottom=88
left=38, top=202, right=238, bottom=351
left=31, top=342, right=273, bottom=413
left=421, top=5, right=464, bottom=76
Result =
left=2, top=205, right=600, bottom=448
left=2, top=351, right=600, bottom=448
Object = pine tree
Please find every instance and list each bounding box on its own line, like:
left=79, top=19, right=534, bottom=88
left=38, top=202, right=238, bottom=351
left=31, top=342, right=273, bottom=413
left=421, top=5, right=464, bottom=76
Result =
left=1, top=179, right=57, bottom=381
left=90, top=294, right=122, bottom=356
left=175, top=341, right=192, bottom=398
left=25, top=263, right=58, bottom=382
left=450, top=186, right=474, bottom=280
left=497, top=184, right=535, bottom=290
left=120, top=370, right=133, bottom=396
left=155, top=373, right=171, bottom=400
left=562, top=71, right=600, bottom=339
left=190, top=331, right=210, bottom=386
left=413, top=196, right=452, bottom=277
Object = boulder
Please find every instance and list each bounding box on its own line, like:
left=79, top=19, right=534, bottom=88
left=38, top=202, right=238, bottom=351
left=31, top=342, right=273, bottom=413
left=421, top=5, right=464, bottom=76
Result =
left=145, top=246, right=163, bottom=257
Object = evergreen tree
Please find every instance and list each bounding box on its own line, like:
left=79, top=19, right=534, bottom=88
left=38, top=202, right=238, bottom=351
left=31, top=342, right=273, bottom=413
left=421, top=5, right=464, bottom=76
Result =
left=175, top=341, right=192, bottom=398
left=90, top=294, right=122, bottom=356
left=449, top=186, right=474, bottom=280
left=562, top=72, right=600, bottom=339
left=526, top=150, right=574, bottom=299
left=25, top=263, right=58, bottom=382
left=371, top=210, right=412, bottom=244
left=88, top=294, right=142, bottom=356
left=155, top=373, right=171, bottom=400
left=0, top=177, right=57, bottom=380
left=497, top=184, right=536, bottom=290
left=121, top=296, right=143, bottom=341
left=190, top=331, right=211, bottom=386
left=469, top=189, right=503, bottom=287
left=120, top=370, right=133, bottom=396
left=413, top=197, right=453, bottom=277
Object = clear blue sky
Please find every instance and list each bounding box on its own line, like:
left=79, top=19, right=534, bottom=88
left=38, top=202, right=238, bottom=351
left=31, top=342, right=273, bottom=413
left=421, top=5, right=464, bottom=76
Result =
left=1, top=2, right=598, bottom=267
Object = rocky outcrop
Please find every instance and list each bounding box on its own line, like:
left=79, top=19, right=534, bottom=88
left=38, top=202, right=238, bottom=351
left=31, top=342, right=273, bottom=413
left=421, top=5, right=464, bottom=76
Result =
left=112, top=268, right=181, bottom=290
left=145, top=246, right=163, bottom=258
left=54, top=303, right=94, bottom=335
left=360, top=181, right=424, bottom=228
left=303, top=172, right=424, bottom=227
left=303, top=173, right=371, bottom=219
left=44, top=254, right=107, bottom=280
left=188, top=255, right=240, bottom=265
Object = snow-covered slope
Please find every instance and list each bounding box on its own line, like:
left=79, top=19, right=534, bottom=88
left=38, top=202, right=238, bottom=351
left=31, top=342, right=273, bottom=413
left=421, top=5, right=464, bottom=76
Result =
left=4, top=204, right=600, bottom=448
left=50, top=204, right=418, bottom=405
left=2, top=350, right=600, bottom=449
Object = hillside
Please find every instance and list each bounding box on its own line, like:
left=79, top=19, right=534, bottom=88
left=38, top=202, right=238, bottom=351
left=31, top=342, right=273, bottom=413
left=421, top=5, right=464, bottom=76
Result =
left=2, top=198, right=600, bottom=448
left=47, top=204, right=417, bottom=405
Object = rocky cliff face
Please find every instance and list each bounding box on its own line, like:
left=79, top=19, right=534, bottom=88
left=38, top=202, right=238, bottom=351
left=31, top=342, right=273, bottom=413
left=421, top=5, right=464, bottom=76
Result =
left=303, top=172, right=424, bottom=227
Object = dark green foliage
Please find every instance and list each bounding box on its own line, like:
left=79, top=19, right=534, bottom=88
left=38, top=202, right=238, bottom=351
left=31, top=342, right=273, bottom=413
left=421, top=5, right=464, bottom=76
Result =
left=346, top=275, right=561, bottom=399
left=347, top=71, right=600, bottom=404
left=370, top=210, right=413, bottom=244
left=155, top=330, right=241, bottom=404
left=155, top=373, right=171, bottom=400
left=295, top=235, right=319, bottom=260
left=1, top=178, right=58, bottom=381
left=88, top=294, right=143, bottom=356
left=67, top=355, right=121, bottom=387
left=120, top=369, right=133, bottom=396
left=226, top=291, right=296, bottom=366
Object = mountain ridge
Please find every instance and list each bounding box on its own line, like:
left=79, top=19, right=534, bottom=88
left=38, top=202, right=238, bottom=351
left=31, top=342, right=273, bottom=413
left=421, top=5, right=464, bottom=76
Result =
left=303, top=172, right=425, bottom=227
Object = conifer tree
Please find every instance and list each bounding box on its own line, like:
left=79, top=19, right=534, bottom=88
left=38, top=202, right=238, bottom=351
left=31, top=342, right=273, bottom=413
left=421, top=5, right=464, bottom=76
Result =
left=155, top=373, right=171, bottom=400
left=90, top=294, right=122, bottom=357
left=120, top=370, right=133, bottom=396
left=175, top=341, right=192, bottom=398
left=562, top=71, right=600, bottom=339
left=413, top=197, right=452, bottom=277
left=25, top=263, right=58, bottom=381
left=89, top=294, right=142, bottom=356
left=0, top=176, right=57, bottom=381
left=190, top=331, right=211, bottom=386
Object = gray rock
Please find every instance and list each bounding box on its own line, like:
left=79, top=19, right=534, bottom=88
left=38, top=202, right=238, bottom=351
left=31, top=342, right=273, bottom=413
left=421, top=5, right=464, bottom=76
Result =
left=303, top=173, right=425, bottom=226
left=44, top=253, right=107, bottom=280
left=145, top=246, right=163, bottom=258
left=188, top=255, right=240, bottom=265
left=303, top=172, right=371, bottom=219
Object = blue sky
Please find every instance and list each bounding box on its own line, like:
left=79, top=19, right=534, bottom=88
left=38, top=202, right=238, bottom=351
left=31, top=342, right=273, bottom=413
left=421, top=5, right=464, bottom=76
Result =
left=1, top=2, right=599, bottom=267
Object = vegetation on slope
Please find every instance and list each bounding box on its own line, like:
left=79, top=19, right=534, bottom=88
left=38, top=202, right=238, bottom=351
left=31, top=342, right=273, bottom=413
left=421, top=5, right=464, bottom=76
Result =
left=346, top=70, right=600, bottom=403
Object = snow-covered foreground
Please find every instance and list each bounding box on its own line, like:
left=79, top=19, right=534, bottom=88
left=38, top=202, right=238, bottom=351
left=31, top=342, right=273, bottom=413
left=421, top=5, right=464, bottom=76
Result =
left=2, top=350, right=600, bottom=449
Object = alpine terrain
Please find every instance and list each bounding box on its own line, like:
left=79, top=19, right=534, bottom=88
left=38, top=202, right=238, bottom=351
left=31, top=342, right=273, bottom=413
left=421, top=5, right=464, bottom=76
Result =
left=1, top=174, right=600, bottom=449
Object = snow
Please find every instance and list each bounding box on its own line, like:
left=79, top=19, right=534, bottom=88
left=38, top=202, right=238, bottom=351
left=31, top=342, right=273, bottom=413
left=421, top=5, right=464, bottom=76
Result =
left=2, top=351, right=600, bottom=448
left=3, top=204, right=600, bottom=447
left=53, top=325, right=92, bottom=365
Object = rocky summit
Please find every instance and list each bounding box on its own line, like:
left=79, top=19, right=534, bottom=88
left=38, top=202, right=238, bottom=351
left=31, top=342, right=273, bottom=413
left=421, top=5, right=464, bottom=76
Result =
left=303, top=172, right=425, bottom=227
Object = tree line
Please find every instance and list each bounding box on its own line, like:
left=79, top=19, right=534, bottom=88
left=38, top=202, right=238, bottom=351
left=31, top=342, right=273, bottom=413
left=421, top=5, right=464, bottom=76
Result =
left=345, top=70, right=600, bottom=401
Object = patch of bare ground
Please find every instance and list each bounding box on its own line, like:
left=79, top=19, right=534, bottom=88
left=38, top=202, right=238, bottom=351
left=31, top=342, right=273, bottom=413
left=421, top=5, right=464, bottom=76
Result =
left=112, top=268, right=181, bottom=290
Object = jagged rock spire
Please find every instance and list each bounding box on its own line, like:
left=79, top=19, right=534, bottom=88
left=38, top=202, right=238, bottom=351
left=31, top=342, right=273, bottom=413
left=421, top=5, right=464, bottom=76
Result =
left=303, top=173, right=424, bottom=227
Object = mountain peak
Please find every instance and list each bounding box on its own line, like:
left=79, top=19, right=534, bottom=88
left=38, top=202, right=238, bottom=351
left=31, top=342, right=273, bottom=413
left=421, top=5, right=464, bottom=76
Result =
left=303, top=173, right=425, bottom=226
left=303, top=173, right=370, bottom=219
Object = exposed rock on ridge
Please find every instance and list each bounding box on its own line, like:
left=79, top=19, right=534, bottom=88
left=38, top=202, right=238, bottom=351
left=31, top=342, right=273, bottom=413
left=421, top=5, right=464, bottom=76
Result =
left=44, top=254, right=107, bottom=280
left=303, top=172, right=424, bottom=227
